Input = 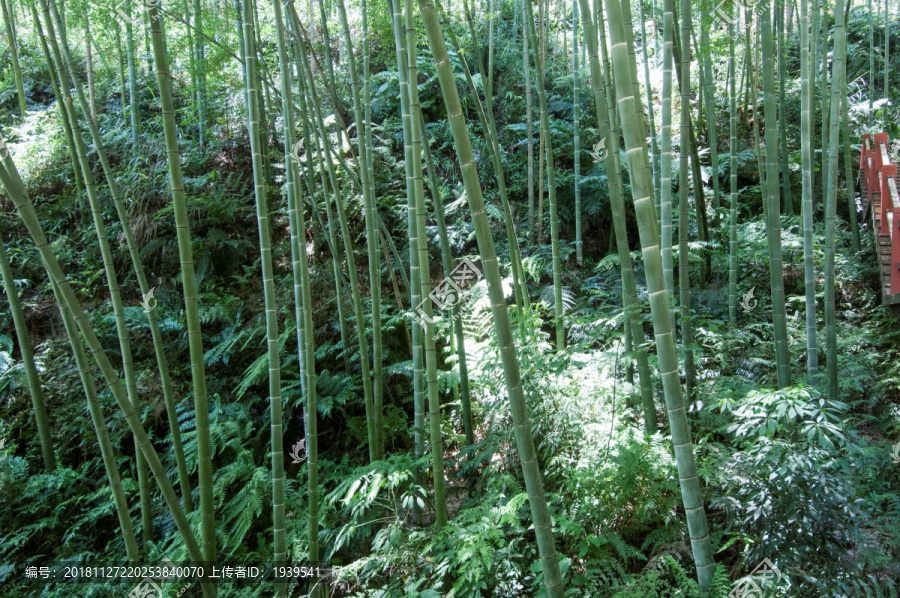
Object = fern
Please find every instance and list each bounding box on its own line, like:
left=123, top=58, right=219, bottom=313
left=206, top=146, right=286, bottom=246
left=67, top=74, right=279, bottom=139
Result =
left=538, top=284, right=576, bottom=313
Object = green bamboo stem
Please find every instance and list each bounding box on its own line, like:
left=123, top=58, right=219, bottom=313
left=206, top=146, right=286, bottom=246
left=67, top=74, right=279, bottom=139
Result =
left=678, top=0, right=696, bottom=401
left=392, top=0, right=449, bottom=528
left=181, top=0, right=198, bottom=141
left=41, top=0, right=154, bottom=553
left=778, top=0, right=794, bottom=215
left=885, top=0, right=889, bottom=128
left=574, top=0, right=582, bottom=265
left=762, top=0, right=793, bottom=388
left=0, top=0, right=27, bottom=117
left=296, top=35, right=377, bottom=465
left=869, top=0, right=874, bottom=125
left=289, top=9, right=352, bottom=370
left=114, top=24, right=127, bottom=139
left=125, top=0, right=139, bottom=148
left=240, top=0, right=286, bottom=584
left=811, top=0, right=819, bottom=204
left=661, top=0, right=674, bottom=297
left=419, top=108, right=475, bottom=448
left=825, top=0, right=847, bottom=401
left=0, top=231, right=55, bottom=471
left=842, top=89, right=860, bottom=252
left=638, top=0, right=661, bottom=217
left=750, top=20, right=767, bottom=207
left=48, top=275, right=139, bottom=561
left=440, top=3, right=528, bottom=315
left=524, top=0, right=565, bottom=350
left=578, top=0, right=657, bottom=433
left=597, top=2, right=618, bottom=135
left=386, top=0, right=426, bottom=522
left=800, top=0, right=819, bottom=383
left=670, top=9, right=711, bottom=285
left=416, top=0, right=564, bottom=593
left=146, top=1, right=217, bottom=567
left=84, top=9, right=97, bottom=127
left=525, top=0, right=536, bottom=244
left=335, top=0, right=382, bottom=461
left=729, top=6, right=738, bottom=328
left=405, top=0, right=449, bottom=526
left=28, top=2, right=82, bottom=195
left=193, top=0, right=207, bottom=147
left=601, top=0, right=716, bottom=585
left=44, top=0, right=194, bottom=515
left=0, top=143, right=214, bottom=598
left=700, top=2, right=720, bottom=222
left=362, top=0, right=382, bottom=460
left=819, top=3, right=830, bottom=213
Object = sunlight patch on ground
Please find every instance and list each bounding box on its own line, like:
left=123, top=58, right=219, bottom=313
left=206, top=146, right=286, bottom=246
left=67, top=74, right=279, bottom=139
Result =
left=567, top=346, right=640, bottom=464
left=2, top=105, right=64, bottom=182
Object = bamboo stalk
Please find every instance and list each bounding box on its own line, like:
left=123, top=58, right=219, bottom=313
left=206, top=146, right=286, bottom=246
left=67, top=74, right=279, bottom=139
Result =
left=415, top=0, right=564, bottom=592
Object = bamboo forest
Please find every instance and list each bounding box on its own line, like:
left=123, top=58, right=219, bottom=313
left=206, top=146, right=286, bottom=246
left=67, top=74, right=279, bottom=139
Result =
left=3, top=0, right=900, bottom=595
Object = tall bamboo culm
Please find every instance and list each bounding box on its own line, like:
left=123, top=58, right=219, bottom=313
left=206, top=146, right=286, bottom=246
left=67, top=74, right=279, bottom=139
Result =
left=824, top=0, right=848, bottom=401
left=0, top=0, right=27, bottom=117
left=800, top=0, right=818, bottom=383
left=404, top=0, right=449, bottom=527
left=661, top=0, right=674, bottom=297
left=885, top=0, right=890, bottom=128
left=678, top=0, right=696, bottom=400
left=335, top=0, right=384, bottom=460
left=0, top=230, right=55, bottom=471
left=0, top=140, right=215, bottom=598
left=601, top=0, right=716, bottom=585
left=523, top=0, right=565, bottom=350
left=273, top=0, right=319, bottom=571
left=577, top=0, right=657, bottom=433
left=47, top=274, right=139, bottom=561
left=415, top=0, right=564, bottom=593
left=573, top=0, right=582, bottom=266
left=42, top=0, right=193, bottom=515
left=384, top=0, right=427, bottom=524
left=728, top=6, right=738, bottom=328
left=761, top=0, right=792, bottom=388
left=146, top=0, right=218, bottom=569
left=240, top=0, right=286, bottom=589
left=42, top=0, right=154, bottom=552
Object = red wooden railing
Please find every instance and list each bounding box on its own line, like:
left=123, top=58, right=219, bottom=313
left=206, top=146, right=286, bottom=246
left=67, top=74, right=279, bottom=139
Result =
left=860, top=133, right=900, bottom=301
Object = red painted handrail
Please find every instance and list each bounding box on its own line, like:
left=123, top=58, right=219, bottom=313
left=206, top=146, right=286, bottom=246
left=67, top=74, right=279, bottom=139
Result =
left=882, top=164, right=896, bottom=236
left=861, top=132, right=900, bottom=297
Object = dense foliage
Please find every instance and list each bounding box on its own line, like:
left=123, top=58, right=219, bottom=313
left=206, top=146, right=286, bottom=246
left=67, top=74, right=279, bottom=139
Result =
left=1, top=0, right=899, bottom=596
